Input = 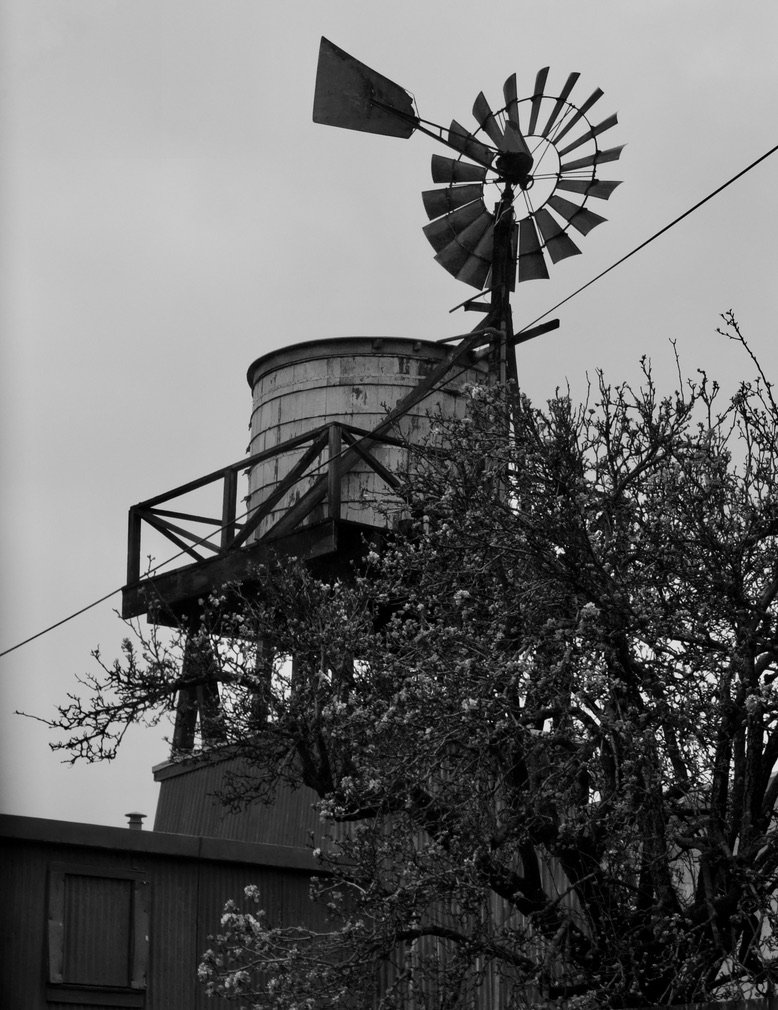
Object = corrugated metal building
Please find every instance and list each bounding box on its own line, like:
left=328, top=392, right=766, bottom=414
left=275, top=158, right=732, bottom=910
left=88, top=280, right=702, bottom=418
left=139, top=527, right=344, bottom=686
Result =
left=0, top=809, right=322, bottom=1010
left=152, top=752, right=324, bottom=846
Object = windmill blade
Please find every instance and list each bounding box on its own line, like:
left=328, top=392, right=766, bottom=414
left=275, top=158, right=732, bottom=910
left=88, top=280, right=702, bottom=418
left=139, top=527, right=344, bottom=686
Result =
left=435, top=244, right=492, bottom=290
left=431, top=154, right=487, bottom=184
left=422, top=200, right=492, bottom=253
left=517, top=217, right=549, bottom=282
left=527, top=67, right=550, bottom=135
left=422, top=184, right=484, bottom=221
left=560, top=144, right=624, bottom=173
left=455, top=260, right=492, bottom=290
left=454, top=226, right=494, bottom=288
left=557, top=113, right=618, bottom=157
left=446, top=206, right=494, bottom=253
left=541, top=72, right=580, bottom=138
left=552, top=88, right=604, bottom=146
left=312, top=37, right=417, bottom=139
left=503, top=73, right=520, bottom=129
left=547, top=194, right=607, bottom=236
left=473, top=92, right=506, bottom=149
left=468, top=91, right=529, bottom=157
left=534, top=207, right=581, bottom=262
left=448, top=120, right=495, bottom=169
left=434, top=215, right=494, bottom=289
left=502, top=120, right=533, bottom=157
left=555, top=177, right=621, bottom=200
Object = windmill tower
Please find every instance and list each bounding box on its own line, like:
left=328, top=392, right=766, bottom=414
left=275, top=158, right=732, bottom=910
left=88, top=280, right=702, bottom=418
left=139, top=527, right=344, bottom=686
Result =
left=121, top=38, right=621, bottom=844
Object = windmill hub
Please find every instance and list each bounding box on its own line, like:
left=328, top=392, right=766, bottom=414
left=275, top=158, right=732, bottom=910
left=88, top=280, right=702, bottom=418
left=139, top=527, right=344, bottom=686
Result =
left=495, top=150, right=534, bottom=188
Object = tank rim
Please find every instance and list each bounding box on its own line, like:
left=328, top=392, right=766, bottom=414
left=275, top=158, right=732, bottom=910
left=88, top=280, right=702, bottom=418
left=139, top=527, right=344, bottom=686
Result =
left=246, top=335, right=455, bottom=387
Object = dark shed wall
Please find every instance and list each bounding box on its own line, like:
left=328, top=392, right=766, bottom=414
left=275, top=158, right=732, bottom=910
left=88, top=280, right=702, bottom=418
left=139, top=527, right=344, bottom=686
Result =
left=153, top=754, right=324, bottom=846
left=0, top=815, right=321, bottom=1010
left=0, top=831, right=49, bottom=1008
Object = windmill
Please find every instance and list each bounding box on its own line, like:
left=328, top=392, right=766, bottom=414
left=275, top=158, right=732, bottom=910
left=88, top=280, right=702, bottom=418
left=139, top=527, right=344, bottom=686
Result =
left=313, top=37, right=623, bottom=374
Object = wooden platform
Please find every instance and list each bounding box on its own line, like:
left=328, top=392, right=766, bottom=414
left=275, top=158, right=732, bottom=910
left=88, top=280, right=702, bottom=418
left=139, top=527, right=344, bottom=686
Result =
left=121, top=517, right=379, bottom=625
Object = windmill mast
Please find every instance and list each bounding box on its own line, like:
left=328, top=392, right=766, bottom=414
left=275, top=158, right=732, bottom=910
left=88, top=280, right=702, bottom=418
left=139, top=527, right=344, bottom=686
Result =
left=488, top=185, right=517, bottom=385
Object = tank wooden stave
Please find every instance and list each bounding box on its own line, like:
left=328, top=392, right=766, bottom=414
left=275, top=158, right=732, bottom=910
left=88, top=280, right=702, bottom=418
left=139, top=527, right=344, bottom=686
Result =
left=245, top=336, right=488, bottom=538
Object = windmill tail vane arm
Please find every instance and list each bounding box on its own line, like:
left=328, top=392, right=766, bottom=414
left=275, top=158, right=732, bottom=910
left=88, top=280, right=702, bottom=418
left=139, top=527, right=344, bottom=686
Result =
left=311, top=37, right=500, bottom=159
left=311, top=37, right=482, bottom=157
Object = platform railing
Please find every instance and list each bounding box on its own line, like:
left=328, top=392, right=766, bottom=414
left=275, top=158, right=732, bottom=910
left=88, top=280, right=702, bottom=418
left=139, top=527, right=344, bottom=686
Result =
left=125, top=422, right=407, bottom=587
left=125, top=325, right=515, bottom=589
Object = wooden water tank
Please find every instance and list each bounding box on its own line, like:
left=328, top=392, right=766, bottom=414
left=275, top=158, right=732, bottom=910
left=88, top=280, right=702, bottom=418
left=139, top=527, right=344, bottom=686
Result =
left=245, top=336, right=488, bottom=538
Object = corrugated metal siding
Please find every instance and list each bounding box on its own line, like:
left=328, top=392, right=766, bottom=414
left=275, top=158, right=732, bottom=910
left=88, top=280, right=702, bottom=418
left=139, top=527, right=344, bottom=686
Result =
left=192, top=858, right=328, bottom=1010
left=63, top=873, right=133, bottom=986
left=46, top=1004, right=127, bottom=1010
left=154, top=754, right=324, bottom=847
left=0, top=836, right=49, bottom=1009
left=0, top=821, right=319, bottom=1010
left=145, top=856, right=201, bottom=1009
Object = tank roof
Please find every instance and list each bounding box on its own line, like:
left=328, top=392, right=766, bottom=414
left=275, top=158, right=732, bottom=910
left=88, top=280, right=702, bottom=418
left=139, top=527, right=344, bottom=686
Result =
left=246, top=335, right=450, bottom=387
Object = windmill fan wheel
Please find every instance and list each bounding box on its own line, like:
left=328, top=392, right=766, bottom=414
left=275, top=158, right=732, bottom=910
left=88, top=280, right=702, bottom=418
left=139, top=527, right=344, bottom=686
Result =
left=422, top=67, right=624, bottom=290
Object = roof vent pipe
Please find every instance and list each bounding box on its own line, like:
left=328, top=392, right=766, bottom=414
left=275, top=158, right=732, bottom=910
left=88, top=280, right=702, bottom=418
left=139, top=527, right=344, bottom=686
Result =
left=125, top=811, right=146, bottom=831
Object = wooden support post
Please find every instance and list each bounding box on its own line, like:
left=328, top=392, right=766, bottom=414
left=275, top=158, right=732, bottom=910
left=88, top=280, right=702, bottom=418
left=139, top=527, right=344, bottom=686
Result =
left=126, top=508, right=142, bottom=585
left=328, top=423, right=342, bottom=520
left=250, top=636, right=273, bottom=726
left=220, top=468, right=238, bottom=549
left=172, top=686, right=198, bottom=753
left=229, top=429, right=330, bottom=550
left=172, top=632, right=226, bottom=754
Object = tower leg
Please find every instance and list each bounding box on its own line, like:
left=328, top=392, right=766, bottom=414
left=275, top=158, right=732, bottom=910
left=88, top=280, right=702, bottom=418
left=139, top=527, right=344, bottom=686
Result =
left=250, top=635, right=273, bottom=726
left=171, top=631, right=226, bottom=754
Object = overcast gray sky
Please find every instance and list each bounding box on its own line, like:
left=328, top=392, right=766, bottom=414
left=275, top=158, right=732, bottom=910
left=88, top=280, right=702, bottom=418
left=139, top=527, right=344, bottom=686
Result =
left=2, top=0, right=778, bottom=827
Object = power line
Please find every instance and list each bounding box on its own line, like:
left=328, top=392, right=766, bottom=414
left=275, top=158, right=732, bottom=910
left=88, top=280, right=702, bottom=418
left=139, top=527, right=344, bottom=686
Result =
left=0, top=588, right=124, bottom=658
left=517, top=140, right=778, bottom=334
left=0, top=501, right=254, bottom=659
left=3, top=141, right=777, bottom=661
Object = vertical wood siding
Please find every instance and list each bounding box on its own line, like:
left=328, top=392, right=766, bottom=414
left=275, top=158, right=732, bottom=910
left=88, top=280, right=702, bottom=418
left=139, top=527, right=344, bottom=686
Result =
left=63, top=874, right=133, bottom=986
left=0, top=822, right=318, bottom=1010
left=154, top=754, right=325, bottom=847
